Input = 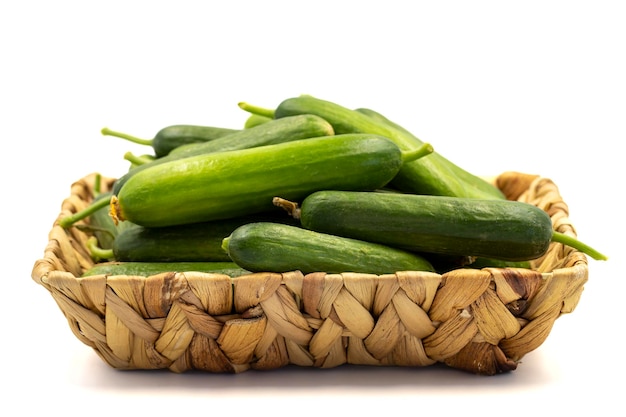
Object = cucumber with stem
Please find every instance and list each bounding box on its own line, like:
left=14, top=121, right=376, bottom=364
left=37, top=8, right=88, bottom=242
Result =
left=101, top=125, right=239, bottom=157
left=111, top=114, right=336, bottom=196
left=111, top=135, right=434, bottom=228
left=260, top=95, right=505, bottom=200
left=274, top=190, right=607, bottom=261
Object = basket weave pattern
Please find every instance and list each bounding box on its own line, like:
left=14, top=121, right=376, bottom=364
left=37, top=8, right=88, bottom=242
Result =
left=31, top=172, right=588, bottom=375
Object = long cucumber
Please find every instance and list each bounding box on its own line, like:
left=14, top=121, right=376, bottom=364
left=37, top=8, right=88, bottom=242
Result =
left=275, top=190, right=607, bottom=261
left=111, top=114, right=335, bottom=195
left=222, top=222, right=435, bottom=274
left=104, top=214, right=299, bottom=262
left=271, top=95, right=505, bottom=200
left=81, top=261, right=249, bottom=278
left=110, top=134, right=433, bottom=228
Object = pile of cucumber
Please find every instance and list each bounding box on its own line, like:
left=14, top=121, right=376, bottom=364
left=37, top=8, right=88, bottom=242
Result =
left=64, top=95, right=606, bottom=278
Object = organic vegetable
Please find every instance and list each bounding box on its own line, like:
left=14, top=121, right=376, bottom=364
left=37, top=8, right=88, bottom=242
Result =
left=81, top=259, right=249, bottom=278
left=274, top=190, right=607, bottom=261
left=99, top=214, right=299, bottom=262
left=111, top=114, right=335, bottom=195
left=221, top=222, right=435, bottom=274
left=110, top=134, right=433, bottom=228
left=267, top=95, right=505, bottom=200
left=101, top=125, right=239, bottom=157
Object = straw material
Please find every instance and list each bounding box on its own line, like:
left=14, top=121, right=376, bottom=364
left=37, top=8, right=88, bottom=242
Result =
left=32, top=172, right=588, bottom=375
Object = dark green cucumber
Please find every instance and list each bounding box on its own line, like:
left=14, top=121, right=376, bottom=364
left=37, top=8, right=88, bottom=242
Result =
left=222, top=222, right=435, bottom=274
left=287, top=190, right=606, bottom=261
left=111, top=114, right=335, bottom=195
left=273, top=95, right=505, bottom=200
left=81, top=261, right=249, bottom=277
left=110, top=214, right=299, bottom=262
left=111, top=134, right=433, bottom=228
left=101, top=125, right=239, bottom=158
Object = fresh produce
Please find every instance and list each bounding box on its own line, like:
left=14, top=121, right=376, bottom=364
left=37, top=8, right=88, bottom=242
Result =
left=274, top=190, right=607, bottom=261
left=221, top=222, right=435, bottom=274
left=261, top=95, right=506, bottom=200
left=111, top=114, right=335, bottom=195
left=57, top=95, right=606, bottom=281
left=81, top=260, right=249, bottom=278
left=110, top=134, right=434, bottom=228
left=102, top=125, right=239, bottom=158
left=95, top=214, right=299, bottom=262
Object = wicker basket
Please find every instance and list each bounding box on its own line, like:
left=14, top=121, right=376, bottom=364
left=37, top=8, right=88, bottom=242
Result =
left=31, top=171, right=588, bottom=375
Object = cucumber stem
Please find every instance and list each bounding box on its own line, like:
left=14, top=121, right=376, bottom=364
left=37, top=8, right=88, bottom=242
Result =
left=401, top=142, right=434, bottom=163
left=94, top=173, right=102, bottom=196
left=273, top=197, right=301, bottom=219
left=59, top=195, right=111, bottom=228
left=124, top=151, right=154, bottom=166
left=101, top=127, right=153, bottom=147
left=86, top=236, right=115, bottom=262
left=551, top=231, right=608, bottom=261
left=238, top=102, right=276, bottom=119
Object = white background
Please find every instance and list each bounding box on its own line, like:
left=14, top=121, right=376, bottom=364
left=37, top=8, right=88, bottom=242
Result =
left=2, top=1, right=624, bottom=416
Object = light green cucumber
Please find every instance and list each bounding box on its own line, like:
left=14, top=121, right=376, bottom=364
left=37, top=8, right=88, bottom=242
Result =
left=111, top=134, right=433, bottom=228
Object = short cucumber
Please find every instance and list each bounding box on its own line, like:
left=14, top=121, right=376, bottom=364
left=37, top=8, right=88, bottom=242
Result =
left=111, top=134, right=433, bottom=228
left=273, top=95, right=505, bottom=200
left=285, top=190, right=606, bottom=261
left=109, top=214, right=299, bottom=262
left=81, top=261, right=249, bottom=277
left=222, top=222, right=435, bottom=274
left=111, top=114, right=335, bottom=195
left=101, top=125, right=239, bottom=158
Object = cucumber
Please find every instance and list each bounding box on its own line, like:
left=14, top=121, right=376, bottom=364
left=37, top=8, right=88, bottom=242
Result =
left=283, top=190, right=606, bottom=261
left=101, top=125, right=239, bottom=158
left=222, top=222, right=435, bottom=274
left=244, top=113, right=272, bottom=129
left=110, top=214, right=299, bottom=262
left=111, top=114, right=335, bottom=195
left=111, top=134, right=433, bottom=228
left=81, top=261, right=249, bottom=277
left=273, top=95, right=505, bottom=200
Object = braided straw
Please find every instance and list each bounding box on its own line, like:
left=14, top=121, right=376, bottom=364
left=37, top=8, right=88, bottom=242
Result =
left=31, top=172, right=588, bottom=375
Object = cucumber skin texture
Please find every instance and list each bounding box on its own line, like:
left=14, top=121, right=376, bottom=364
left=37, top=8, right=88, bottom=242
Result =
left=153, top=125, right=239, bottom=157
left=275, top=96, right=505, bottom=200
left=299, top=190, right=554, bottom=261
left=112, top=214, right=299, bottom=262
left=113, top=134, right=405, bottom=228
left=223, top=222, right=435, bottom=275
left=112, top=114, right=335, bottom=195
left=81, top=261, right=249, bottom=278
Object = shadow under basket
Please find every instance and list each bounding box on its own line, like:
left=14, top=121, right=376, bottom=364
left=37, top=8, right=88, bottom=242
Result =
left=32, top=172, right=588, bottom=376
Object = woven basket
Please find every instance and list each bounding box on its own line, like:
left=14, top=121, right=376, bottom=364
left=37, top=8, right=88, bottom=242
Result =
left=31, top=171, right=588, bottom=375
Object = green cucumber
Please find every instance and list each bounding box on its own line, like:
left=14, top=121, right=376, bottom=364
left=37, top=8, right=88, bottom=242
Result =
left=244, top=114, right=272, bottom=129
left=108, top=214, right=299, bottom=262
left=111, top=114, right=335, bottom=195
left=222, top=222, right=435, bottom=274
left=276, top=190, right=607, bottom=261
left=272, top=95, right=505, bottom=200
left=101, top=125, right=239, bottom=158
left=111, top=134, right=433, bottom=228
left=81, top=261, right=249, bottom=277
